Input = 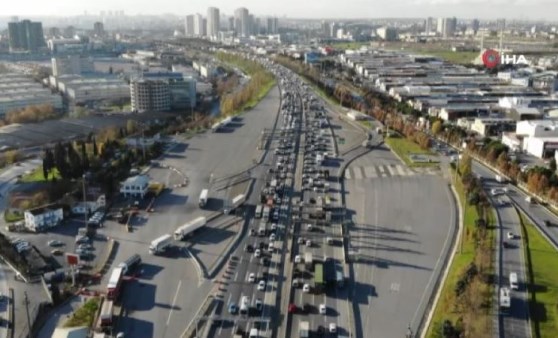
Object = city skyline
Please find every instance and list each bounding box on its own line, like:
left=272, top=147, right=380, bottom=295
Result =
left=2, top=0, right=558, bottom=20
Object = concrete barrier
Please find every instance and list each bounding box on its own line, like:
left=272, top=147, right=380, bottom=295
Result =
left=90, top=239, right=116, bottom=276
left=181, top=296, right=216, bottom=338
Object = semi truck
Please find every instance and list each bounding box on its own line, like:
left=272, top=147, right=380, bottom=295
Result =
left=223, top=194, right=246, bottom=215
left=198, top=189, right=209, bottom=208
left=262, top=205, right=271, bottom=220
left=304, top=252, right=313, bottom=270
left=258, top=220, right=267, bottom=236
left=106, top=267, right=124, bottom=300
left=149, top=234, right=173, bottom=255
left=174, top=217, right=206, bottom=240
left=117, top=254, right=142, bottom=275
left=299, top=321, right=309, bottom=338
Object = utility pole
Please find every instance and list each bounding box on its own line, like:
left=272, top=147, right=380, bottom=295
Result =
left=23, top=291, right=32, bottom=338
left=82, top=173, right=87, bottom=230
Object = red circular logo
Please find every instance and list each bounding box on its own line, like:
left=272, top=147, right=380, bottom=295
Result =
left=482, top=49, right=500, bottom=68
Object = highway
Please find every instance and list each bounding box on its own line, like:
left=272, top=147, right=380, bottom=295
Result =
left=112, top=82, right=282, bottom=337
left=344, top=146, right=457, bottom=338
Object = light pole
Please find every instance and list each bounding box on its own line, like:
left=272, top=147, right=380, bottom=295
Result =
left=82, top=174, right=87, bottom=228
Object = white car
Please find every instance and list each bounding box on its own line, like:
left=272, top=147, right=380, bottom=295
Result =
left=302, top=283, right=311, bottom=293
left=329, top=323, right=337, bottom=333
left=319, top=304, right=327, bottom=315
left=254, top=249, right=261, bottom=258
left=257, top=280, right=266, bottom=291
left=294, top=255, right=302, bottom=263
left=491, top=188, right=506, bottom=196
left=48, top=240, right=64, bottom=247
left=306, top=240, right=312, bottom=247
left=248, top=273, right=256, bottom=283
left=269, top=234, right=276, bottom=242
left=507, top=232, right=515, bottom=239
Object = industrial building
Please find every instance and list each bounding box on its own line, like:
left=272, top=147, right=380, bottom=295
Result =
left=52, top=56, right=95, bottom=76
left=52, top=76, right=130, bottom=104
left=0, top=74, right=63, bottom=116
left=130, top=72, right=196, bottom=113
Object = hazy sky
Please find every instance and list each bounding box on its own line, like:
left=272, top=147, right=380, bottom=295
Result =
left=3, top=0, right=558, bottom=20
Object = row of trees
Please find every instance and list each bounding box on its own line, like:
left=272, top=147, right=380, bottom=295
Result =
left=3, top=104, right=58, bottom=125
left=217, top=53, right=275, bottom=116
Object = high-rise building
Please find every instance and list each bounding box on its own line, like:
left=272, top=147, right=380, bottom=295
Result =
left=496, top=18, right=506, bottom=32
left=207, top=7, right=220, bottom=38
left=185, top=15, right=195, bottom=36
left=377, top=27, right=398, bottom=41
left=234, top=7, right=250, bottom=37
left=194, top=14, right=205, bottom=37
left=228, top=17, right=235, bottom=31
left=64, top=26, right=76, bottom=38
left=330, top=22, right=338, bottom=38
left=425, top=17, right=433, bottom=35
left=321, top=21, right=331, bottom=37
left=8, top=19, right=45, bottom=52
left=471, top=19, right=480, bottom=35
left=130, top=73, right=196, bottom=112
left=93, top=22, right=104, bottom=37
left=267, top=17, right=279, bottom=35
left=255, top=18, right=261, bottom=35
left=437, top=17, right=457, bottom=38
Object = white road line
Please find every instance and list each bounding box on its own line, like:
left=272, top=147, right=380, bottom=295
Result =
left=345, top=169, right=352, bottom=180
left=234, top=271, right=239, bottom=281
left=353, top=167, right=363, bottom=180
left=395, top=165, right=407, bottom=176
left=377, top=165, right=386, bottom=176
left=166, top=280, right=182, bottom=326
left=364, top=166, right=377, bottom=178
left=386, top=165, right=398, bottom=176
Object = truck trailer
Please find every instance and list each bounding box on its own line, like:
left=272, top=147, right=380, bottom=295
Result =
left=174, top=217, right=206, bottom=240
left=224, top=194, right=246, bottom=215
left=149, top=234, right=172, bottom=255
left=198, top=189, right=209, bottom=208
left=299, top=321, right=309, bottom=338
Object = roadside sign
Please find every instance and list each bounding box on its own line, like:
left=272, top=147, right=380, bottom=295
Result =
left=66, top=253, right=79, bottom=266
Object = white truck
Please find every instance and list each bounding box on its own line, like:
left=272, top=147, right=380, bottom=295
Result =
left=304, top=252, right=313, bottom=270
left=149, top=234, right=172, bottom=255
left=262, top=206, right=271, bottom=220
left=174, top=216, right=206, bottom=240
left=224, top=194, right=246, bottom=215
left=495, top=174, right=506, bottom=183
left=299, top=321, right=309, bottom=338
left=198, top=189, right=209, bottom=208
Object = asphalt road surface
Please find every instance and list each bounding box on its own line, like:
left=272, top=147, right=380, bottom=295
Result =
left=345, top=147, right=456, bottom=338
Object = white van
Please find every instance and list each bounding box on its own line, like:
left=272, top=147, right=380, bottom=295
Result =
left=509, top=272, right=519, bottom=290
left=239, top=296, right=250, bottom=315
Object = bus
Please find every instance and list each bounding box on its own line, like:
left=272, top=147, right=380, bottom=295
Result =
left=500, top=287, right=511, bottom=312
left=314, top=263, right=324, bottom=293
left=255, top=205, right=263, bottom=219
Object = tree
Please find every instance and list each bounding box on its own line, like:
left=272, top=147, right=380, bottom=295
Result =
left=431, top=120, right=443, bottom=135
left=126, top=120, right=138, bottom=135
left=42, top=161, right=49, bottom=180
left=459, top=153, right=473, bottom=178
left=551, top=158, right=557, bottom=172
left=92, top=138, right=98, bottom=156
left=5, top=150, right=19, bottom=165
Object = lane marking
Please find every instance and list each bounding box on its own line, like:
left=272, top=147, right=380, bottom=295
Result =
left=166, top=280, right=182, bottom=326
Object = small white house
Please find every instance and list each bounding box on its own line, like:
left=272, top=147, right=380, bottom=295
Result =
left=120, top=175, right=149, bottom=198
left=71, top=194, right=106, bottom=215
left=24, top=204, right=64, bottom=232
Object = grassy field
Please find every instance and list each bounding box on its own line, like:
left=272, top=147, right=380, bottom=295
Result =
left=426, top=172, right=495, bottom=338
left=384, top=136, right=438, bottom=167
left=519, top=212, right=558, bottom=338
left=237, top=79, right=276, bottom=113
left=20, top=166, right=60, bottom=183
left=63, top=297, right=100, bottom=328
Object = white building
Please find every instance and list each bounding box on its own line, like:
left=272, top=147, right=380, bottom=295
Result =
left=516, top=120, right=558, bottom=138
left=24, top=204, right=64, bottom=232
left=194, top=14, right=205, bottom=37
left=185, top=15, right=195, bottom=36
left=52, top=56, right=94, bottom=76
left=234, top=7, right=251, bottom=37
left=120, top=175, right=150, bottom=198
left=71, top=194, right=106, bottom=215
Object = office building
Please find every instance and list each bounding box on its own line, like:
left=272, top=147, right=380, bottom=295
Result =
left=228, top=17, right=235, bottom=31
left=8, top=19, right=46, bottom=52
left=185, top=15, right=195, bottom=36
left=267, top=17, right=279, bottom=35
left=93, top=22, right=104, bottom=37
left=377, top=27, right=398, bottom=41
left=234, top=7, right=251, bottom=37
left=52, top=56, right=94, bottom=76
left=207, top=7, right=220, bottom=38
left=322, top=21, right=331, bottom=37
left=438, top=17, right=457, bottom=37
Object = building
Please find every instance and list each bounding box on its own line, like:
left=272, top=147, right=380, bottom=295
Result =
left=120, top=175, right=150, bottom=198
left=0, top=73, right=63, bottom=116
left=54, top=76, right=130, bottom=104
left=130, top=72, right=196, bottom=112
left=234, top=7, right=251, bottom=37
left=267, top=17, right=279, bottom=35
left=496, top=18, right=506, bottom=32
left=71, top=192, right=106, bottom=215
left=194, top=14, right=205, bottom=37
left=471, top=19, right=480, bottom=35
left=185, top=15, right=195, bottom=36
left=321, top=21, right=331, bottom=37
left=130, top=80, right=170, bottom=112
left=437, top=17, right=457, bottom=37
left=24, top=204, right=64, bottom=232
left=52, top=56, right=94, bottom=76
left=376, top=27, right=398, bottom=41
left=425, top=17, right=433, bottom=35
left=52, top=326, right=88, bottom=338
left=8, top=19, right=45, bottom=52
left=93, top=22, right=104, bottom=37
left=47, top=38, right=86, bottom=53
left=470, top=117, right=516, bottom=137
left=207, top=7, right=220, bottom=38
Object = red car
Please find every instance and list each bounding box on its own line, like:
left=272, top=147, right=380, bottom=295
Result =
left=288, top=303, right=297, bottom=313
